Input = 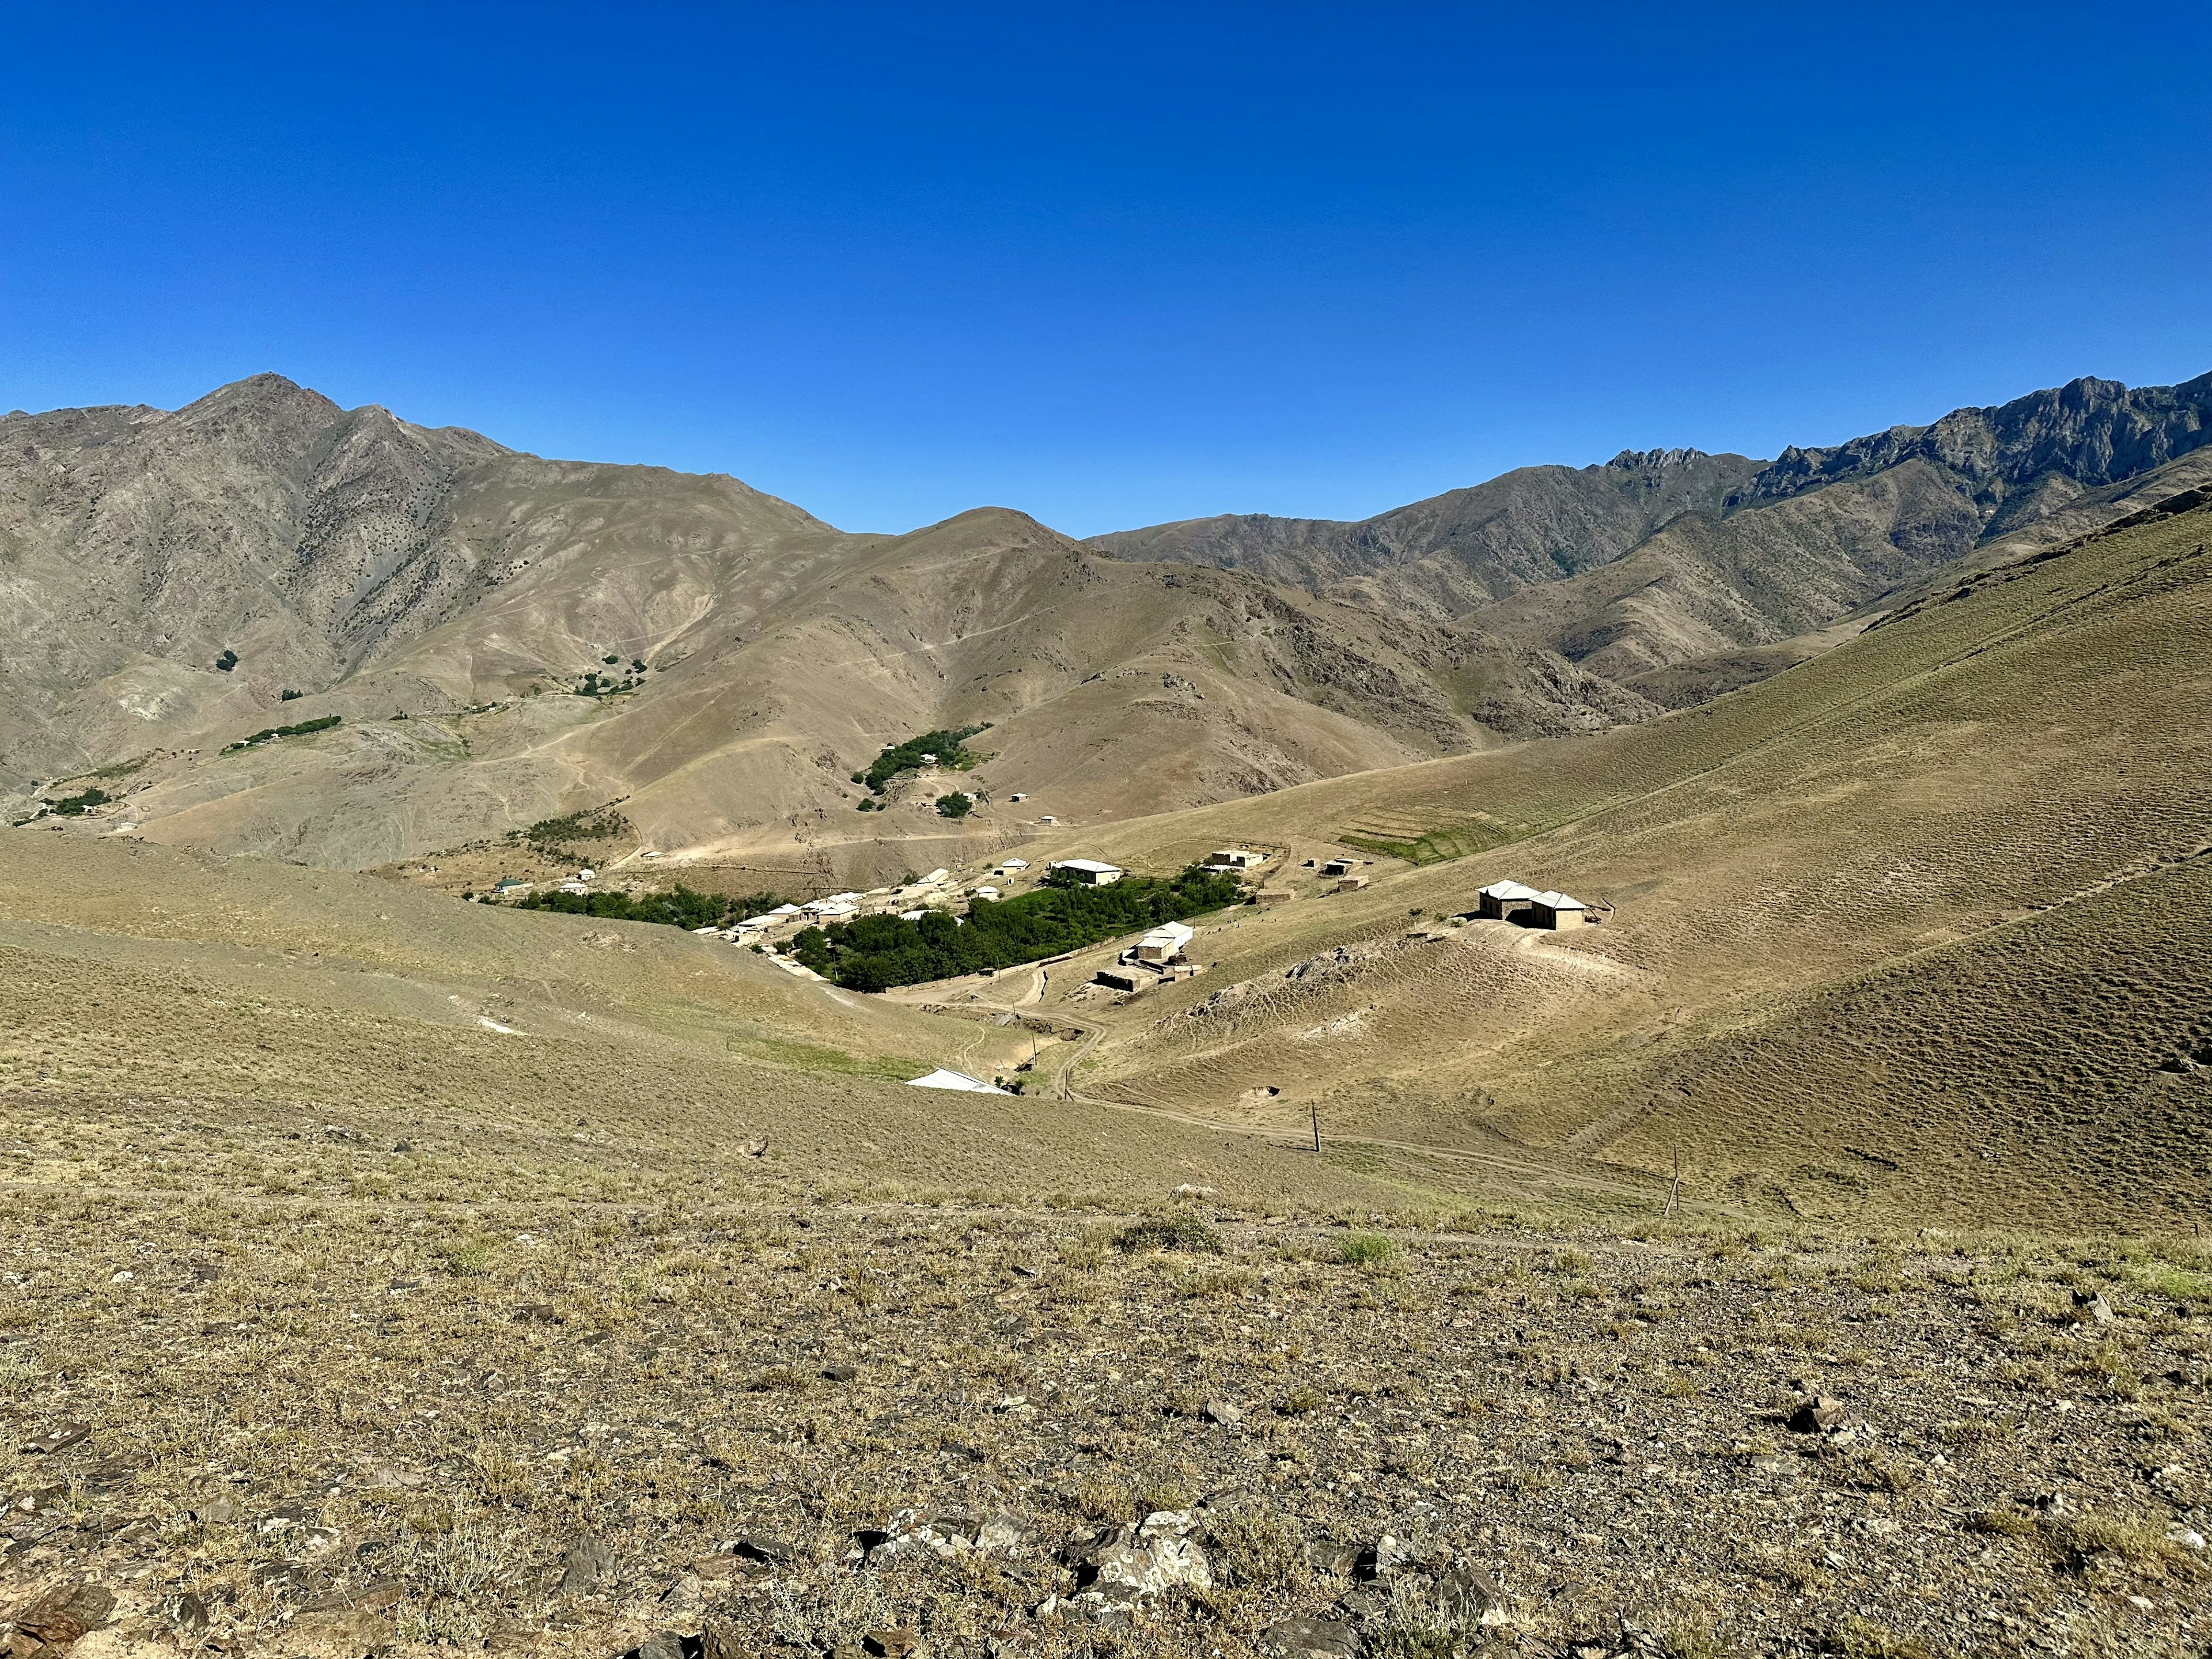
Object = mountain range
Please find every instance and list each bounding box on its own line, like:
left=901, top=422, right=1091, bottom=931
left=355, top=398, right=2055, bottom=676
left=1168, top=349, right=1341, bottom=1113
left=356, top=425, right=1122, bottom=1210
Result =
left=3, top=366, right=2206, bottom=874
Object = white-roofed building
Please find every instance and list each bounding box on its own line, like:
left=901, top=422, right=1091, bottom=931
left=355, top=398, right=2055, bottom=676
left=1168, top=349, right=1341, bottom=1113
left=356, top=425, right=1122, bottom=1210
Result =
left=1478, top=879, right=1588, bottom=929
left=1476, top=879, right=1543, bottom=920
left=1132, top=920, right=1195, bottom=964
left=1049, top=858, right=1123, bottom=886
left=1528, top=890, right=1589, bottom=929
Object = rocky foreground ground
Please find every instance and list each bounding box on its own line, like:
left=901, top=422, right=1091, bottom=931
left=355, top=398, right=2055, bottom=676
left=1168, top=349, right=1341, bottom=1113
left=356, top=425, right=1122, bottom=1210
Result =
left=3, top=1118, right=2211, bottom=1659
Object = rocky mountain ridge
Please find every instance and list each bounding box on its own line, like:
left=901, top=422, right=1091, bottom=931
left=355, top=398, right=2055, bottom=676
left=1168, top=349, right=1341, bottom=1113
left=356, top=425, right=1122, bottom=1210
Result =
left=1092, top=370, right=2212, bottom=691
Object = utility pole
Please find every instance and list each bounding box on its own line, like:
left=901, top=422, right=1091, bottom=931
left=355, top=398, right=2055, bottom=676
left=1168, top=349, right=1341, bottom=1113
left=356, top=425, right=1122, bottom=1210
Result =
left=1664, top=1145, right=1682, bottom=1219
left=1311, top=1103, right=1322, bottom=1156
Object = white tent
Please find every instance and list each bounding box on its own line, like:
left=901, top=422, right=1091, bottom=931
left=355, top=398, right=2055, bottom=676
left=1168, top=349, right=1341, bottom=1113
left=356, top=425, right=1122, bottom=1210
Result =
left=904, top=1068, right=1011, bottom=1095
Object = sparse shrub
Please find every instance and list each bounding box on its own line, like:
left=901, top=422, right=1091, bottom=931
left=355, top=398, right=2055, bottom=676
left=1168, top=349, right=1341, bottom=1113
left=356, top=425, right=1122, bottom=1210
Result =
left=1370, top=1574, right=1482, bottom=1658
left=1207, top=1504, right=1308, bottom=1592
left=1072, top=1475, right=1135, bottom=1522
left=1115, top=1214, right=1222, bottom=1255
left=1661, top=1624, right=1724, bottom=1659
left=1969, top=1508, right=2037, bottom=1538
left=1339, top=1233, right=1395, bottom=1266
left=1937, top=1415, right=2017, bottom=1448
left=1819, top=1616, right=1928, bottom=1658
left=434, top=1236, right=494, bottom=1277
left=1282, top=1384, right=1323, bottom=1415
left=2054, top=1513, right=2207, bottom=1578
left=745, top=1366, right=809, bottom=1393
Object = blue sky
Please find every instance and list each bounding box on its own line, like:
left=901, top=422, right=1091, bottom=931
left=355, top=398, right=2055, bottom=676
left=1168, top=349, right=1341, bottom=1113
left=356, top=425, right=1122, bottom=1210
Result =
left=2, top=3, right=2207, bottom=536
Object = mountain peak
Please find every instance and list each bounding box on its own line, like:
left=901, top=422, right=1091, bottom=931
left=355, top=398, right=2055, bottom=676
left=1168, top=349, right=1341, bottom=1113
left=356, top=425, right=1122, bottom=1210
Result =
left=1605, top=446, right=1713, bottom=472
left=175, top=372, right=343, bottom=426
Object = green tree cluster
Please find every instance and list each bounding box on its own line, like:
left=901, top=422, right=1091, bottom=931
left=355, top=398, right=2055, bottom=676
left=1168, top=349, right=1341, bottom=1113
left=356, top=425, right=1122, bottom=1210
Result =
left=854, top=725, right=988, bottom=794
left=223, top=715, right=342, bottom=752
left=790, top=863, right=1243, bottom=990
left=509, top=884, right=789, bottom=930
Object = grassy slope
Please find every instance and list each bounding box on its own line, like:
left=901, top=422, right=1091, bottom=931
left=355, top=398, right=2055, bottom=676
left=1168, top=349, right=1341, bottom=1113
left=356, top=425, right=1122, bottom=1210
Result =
left=0, top=831, right=1636, bottom=1220
left=1002, top=501, right=2212, bottom=1228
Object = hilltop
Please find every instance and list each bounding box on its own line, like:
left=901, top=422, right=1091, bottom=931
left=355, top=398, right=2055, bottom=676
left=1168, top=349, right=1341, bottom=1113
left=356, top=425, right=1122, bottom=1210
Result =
left=0, top=379, right=1649, bottom=878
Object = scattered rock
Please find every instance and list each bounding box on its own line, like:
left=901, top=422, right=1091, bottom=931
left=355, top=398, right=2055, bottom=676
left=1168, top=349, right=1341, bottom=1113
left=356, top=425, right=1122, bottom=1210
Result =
left=1787, top=1395, right=1847, bottom=1433
left=12, top=1578, right=117, bottom=1647
left=734, top=1535, right=800, bottom=1566
left=864, top=1627, right=921, bottom=1657
left=859, top=1509, right=976, bottom=1566
left=2168, top=1524, right=2207, bottom=1551
left=161, top=1588, right=210, bottom=1633
left=19, top=1424, right=90, bottom=1456
left=1138, top=1509, right=1197, bottom=1539
left=976, top=1512, right=1027, bottom=1553
left=1264, top=1612, right=1368, bottom=1657
left=632, top=1634, right=690, bottom=1659
left=1434, top=1563, right=1501, bottom=1618
left=1072, top=1524, right=1213, bottom=1600
left=1304, top=1539, right=1361, bottom=1577
left=296, top=1579, right=403, bottom=1615
left=513, top=1303, right=562, bottom=1324
left=560, top=1535, right=613, bottom=1593
left=185, top=1478, right=245, bottom=1525
left=656, top=1570, right=706, bottom=1620
left=1200, top=1397, right=1243, bottom=1426
left=824, top=1363, right=859, bottom=1382
left=1355, top=1534, right=1413, bottom=1581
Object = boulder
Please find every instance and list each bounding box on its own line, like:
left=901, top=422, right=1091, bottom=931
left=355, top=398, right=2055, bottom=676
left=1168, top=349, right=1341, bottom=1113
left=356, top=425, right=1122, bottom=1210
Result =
left=12, top=1580, right=117, bottom=1648
left=1355, top=1535, right=1413, bottom=1581
left=656, top=1571, right=705, bottom=1620
left=1072, top=1525, right=1213, bottom=1600
left=1787, top=1396, right=1846, bottom=1434
left=560, top=1535, right=613, bottom=1594
left=1304, top=1539, right=1361, bottom=1577
left=1263, top=1612, right=1367, bottom=1657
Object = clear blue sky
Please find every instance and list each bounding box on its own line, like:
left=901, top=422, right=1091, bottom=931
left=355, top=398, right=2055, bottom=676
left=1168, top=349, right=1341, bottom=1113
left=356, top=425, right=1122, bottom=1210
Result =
left=2, top=3, right=2206, bottom=536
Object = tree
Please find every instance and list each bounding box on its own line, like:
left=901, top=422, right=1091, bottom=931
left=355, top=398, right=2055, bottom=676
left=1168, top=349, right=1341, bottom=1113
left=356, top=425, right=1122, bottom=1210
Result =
left=937, top=792, right=973, bottom=819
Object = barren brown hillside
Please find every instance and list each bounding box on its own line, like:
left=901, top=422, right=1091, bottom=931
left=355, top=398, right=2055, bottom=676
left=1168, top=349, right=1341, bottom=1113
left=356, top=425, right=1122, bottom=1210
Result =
left=3, top=380, right=1660, bottom=876
left=982, top=493, right=2212, bottom=1232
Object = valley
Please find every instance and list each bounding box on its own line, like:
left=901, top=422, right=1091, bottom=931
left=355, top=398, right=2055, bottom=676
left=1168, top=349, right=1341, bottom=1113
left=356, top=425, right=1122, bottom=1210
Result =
left=3, top=368, right=2210, bottom=1658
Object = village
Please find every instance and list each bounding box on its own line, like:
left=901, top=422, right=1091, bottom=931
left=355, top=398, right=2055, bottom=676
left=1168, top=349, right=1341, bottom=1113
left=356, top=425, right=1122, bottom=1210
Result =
left=480, top=839, right=1598, bottom=998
